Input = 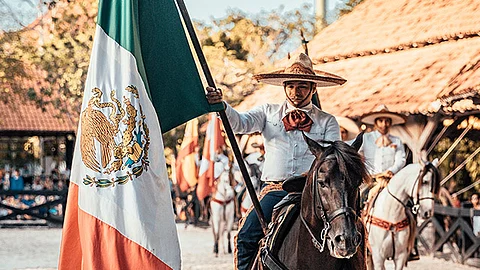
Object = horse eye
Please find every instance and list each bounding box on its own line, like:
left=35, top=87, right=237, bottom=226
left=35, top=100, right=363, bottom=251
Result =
left=317, top=179, right=327, bottom=188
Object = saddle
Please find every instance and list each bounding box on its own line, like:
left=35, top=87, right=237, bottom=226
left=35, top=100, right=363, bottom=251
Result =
left=258, top=175, right=306, bottom=270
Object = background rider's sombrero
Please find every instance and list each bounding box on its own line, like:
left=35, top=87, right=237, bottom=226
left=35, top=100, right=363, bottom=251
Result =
left=360, top=104, right=406, bottom=125
left=253, top=53, right=346, bottom=87
left=335, top=116, right=360, bottom=141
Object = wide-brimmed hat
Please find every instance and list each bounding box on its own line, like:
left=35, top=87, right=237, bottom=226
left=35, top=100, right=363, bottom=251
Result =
left=253, top=53, right=346, bottom=87
left=335, top=116, right=360, bottom=141
left=360, top=105, right=406, bottom=125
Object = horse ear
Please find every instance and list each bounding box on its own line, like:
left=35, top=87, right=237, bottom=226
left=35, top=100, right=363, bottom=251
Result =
left=302, top=133, right=325, bottom=156
left=351, top=132, right=364, bottom=152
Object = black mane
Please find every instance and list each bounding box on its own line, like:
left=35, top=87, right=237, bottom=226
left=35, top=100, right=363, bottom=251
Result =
left=317, top=140, right=369, bottom=189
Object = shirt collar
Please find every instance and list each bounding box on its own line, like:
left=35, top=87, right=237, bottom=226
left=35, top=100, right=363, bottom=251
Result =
left=285, top=101, right=313, bottom=114
left=373, top=130, right=390, bottom=138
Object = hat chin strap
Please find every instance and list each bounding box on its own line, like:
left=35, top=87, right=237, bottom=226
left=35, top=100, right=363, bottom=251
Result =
left=284, top=87, right=314, bottom=108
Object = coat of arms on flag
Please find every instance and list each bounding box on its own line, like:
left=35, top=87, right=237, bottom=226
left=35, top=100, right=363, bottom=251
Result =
left=80, top=86, right=151, bottom=188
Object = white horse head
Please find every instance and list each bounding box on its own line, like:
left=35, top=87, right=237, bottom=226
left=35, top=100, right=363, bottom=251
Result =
left=415, top=159, right=440, bottom=219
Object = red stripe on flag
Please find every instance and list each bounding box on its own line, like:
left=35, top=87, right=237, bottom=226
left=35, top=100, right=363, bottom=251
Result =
left=197, top=114, right=225, bottom=201
left=59, top=183, right=173, bottom=270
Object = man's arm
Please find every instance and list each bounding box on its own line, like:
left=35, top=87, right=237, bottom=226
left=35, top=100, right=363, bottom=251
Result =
left=323, top=115, right=341, bottom=142
left=206, top=86, right=265, bottom=134
left=387, top=138, right=406, bottom=174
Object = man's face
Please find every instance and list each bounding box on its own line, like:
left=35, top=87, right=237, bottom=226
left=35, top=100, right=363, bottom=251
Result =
left=284, top=81, right=316, bottom=108
left=472, top=194, right=479, bottom=207
left=374, top=117, right=392, bottom=135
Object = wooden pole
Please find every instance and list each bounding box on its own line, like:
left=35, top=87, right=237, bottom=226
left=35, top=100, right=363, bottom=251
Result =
left=175, top=0, right=268, bottom=233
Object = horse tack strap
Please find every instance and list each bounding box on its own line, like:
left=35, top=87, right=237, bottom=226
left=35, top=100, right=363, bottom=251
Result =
left=211, top=197, right=233, bottom=206
left=261, top=183, right=284, bottom=197
left=261, top=248, right=289, bottom=270
left=366, top=215, right=409, bottom=232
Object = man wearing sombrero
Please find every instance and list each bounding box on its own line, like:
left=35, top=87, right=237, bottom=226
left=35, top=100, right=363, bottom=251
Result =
left=359, top=105, right=407, bottom=208
left=206, top=53, right=345, bottom=269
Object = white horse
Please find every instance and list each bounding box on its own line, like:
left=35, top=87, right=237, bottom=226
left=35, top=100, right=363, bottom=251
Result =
left=232, top=155, right=262, bottom=217
left=365, top=160, right=440, bottom=270
left=210, top=166, right=235, bottom=256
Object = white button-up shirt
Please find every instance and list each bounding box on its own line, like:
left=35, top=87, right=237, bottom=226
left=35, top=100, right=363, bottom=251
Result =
left=225, top=101, right=341, bottom=182
left=359, top=130, right=406, bottom=175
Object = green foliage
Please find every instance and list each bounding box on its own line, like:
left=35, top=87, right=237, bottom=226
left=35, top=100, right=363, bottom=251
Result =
left=1, top=1, right=315, bottom=157
left=195, top=5, right=315, bottom=107
left=339, top=0, right=364, bottom=17
left=431, top=137, right=480, bottom=200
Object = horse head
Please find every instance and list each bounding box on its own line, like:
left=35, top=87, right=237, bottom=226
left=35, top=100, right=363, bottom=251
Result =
left=301, top=133, right=368, bottom=259
left=413, top=159, right=440, bottom=219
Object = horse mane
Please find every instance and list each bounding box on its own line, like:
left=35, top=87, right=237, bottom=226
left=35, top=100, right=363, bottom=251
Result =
left=424, top=162, right=441, bottom=195
left=318, top=140, right=370, bottom=189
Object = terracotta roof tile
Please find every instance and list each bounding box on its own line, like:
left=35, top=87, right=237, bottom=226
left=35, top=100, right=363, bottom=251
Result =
left=0, top=67, right=77, bottom=134
left=238, top=0, right=480, bottom=117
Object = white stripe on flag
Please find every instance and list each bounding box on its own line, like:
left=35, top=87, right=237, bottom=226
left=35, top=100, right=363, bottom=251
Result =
left=72, top=25, right=180, bottom=269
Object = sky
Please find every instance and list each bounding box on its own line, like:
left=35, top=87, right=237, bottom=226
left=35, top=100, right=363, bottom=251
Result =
left=1, top=0, right=344, bottom=31
left=185, top=0, right=314, bottom=21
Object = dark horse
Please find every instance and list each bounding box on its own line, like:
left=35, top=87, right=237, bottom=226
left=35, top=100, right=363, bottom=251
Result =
left=253, top=133, right=369, bottom=269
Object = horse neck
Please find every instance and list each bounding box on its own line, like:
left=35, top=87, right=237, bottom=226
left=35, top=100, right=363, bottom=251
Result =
left=372, top=168, right=417, bottom=220
left=213, top=180, right=232, bottom=201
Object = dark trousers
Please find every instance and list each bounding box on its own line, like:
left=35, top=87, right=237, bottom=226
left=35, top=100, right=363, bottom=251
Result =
left=236, top=188, right=287, bottom=270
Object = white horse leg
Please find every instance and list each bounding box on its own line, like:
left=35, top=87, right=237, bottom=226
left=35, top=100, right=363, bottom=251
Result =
left=393, top=230, right=409, bottom=270
left=394, top=252, right=408, bottom=270
left=218, top=207, right=226, bottom=254
left=371, top=249, right=387, bottom=270
left=225, top=202, right=235, bottom=254
left=210, top=203, right=221, bottom=256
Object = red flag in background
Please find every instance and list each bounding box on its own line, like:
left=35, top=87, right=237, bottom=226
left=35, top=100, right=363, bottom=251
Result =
left=175, top=119, right=199, bottom=192
left=197, top=113, right=225, bottom=201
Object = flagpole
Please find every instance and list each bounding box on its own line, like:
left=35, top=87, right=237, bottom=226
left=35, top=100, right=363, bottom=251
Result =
left=175, top=0, right=268, bottom=233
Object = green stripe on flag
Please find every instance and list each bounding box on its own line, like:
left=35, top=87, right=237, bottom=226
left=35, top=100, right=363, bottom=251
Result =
left=97, top=0, right=223, bottom=132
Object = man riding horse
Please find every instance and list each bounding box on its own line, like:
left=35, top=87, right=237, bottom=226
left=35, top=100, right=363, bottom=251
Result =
left=206, top=53, right=346, bottom=270
left=359, top=105, right=406, bottom=209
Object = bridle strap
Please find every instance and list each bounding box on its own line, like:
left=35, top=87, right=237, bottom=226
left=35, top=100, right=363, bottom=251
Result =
left=302, top=152, right=358, bottom=254
left=327, top=207, right=357, bottom=223
left=300, top=211, right=330, bottom=253
left=387, top=163, right=436, bottom=214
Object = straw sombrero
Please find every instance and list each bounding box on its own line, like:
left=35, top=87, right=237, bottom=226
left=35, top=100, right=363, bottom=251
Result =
left=335, top=116, right=360, bottom=141
left=360, top=105, right=406, bottom=125
left=253, top=53, right=346, bottom=87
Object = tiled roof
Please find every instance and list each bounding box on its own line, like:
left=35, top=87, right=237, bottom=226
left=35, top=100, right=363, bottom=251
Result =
left=308, top=0, right=480, bottom=61
left=0, top=67, right=77, bottom=134
left=237, top=0, right=480, bottom=118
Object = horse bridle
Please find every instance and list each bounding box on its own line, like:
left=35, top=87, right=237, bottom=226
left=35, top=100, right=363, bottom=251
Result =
left=300, top=154, right=358, bottom=253
left=386, top=162, right=437, bottom=214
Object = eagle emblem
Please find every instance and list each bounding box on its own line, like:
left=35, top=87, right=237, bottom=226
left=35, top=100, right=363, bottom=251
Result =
left=80, top=85, right=150, bottom=188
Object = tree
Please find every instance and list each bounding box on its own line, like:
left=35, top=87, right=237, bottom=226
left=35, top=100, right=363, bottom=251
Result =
left=1, top=1, right=316, bottom=153
left=338, top=0, right=364, bottom=17
left=196, top=5, right=315, bottom=106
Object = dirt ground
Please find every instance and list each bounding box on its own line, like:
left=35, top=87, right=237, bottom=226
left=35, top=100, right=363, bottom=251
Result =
left=0, top=224, right=477, bottom=270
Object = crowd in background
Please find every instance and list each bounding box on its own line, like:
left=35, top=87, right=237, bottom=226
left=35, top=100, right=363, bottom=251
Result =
left=0, top=167, right=69, bottom=221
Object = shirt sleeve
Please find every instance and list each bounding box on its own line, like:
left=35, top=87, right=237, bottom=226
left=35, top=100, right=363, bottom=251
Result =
left=224, top=102, right=266, bottom=134
left=387, top=139, right=406, bottom=174
left=323, top=115, right=341, bottom=141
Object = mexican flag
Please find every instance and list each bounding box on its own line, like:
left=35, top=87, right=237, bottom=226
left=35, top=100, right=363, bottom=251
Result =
left=58, top=0, right=222, bottom=269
